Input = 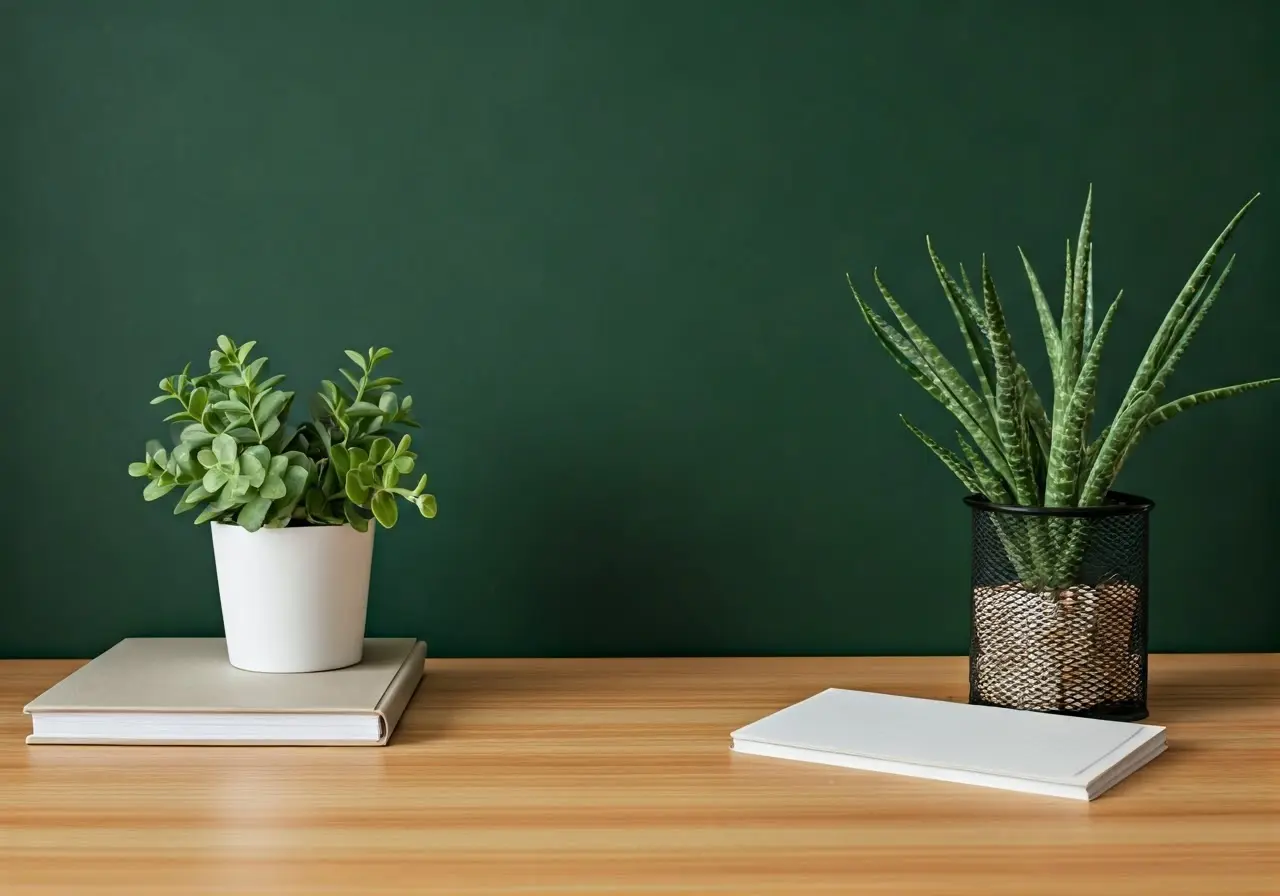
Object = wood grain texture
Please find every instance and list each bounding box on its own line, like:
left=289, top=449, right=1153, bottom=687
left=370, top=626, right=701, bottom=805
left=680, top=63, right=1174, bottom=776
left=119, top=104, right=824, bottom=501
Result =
left=1, top=654, right=1277, bottom=895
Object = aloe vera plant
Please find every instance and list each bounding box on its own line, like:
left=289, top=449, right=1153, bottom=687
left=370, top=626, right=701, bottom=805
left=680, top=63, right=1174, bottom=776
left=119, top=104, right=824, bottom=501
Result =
left=851, top=189, right=1279, bottom=590
left=128, top=336, right=438, bottom=532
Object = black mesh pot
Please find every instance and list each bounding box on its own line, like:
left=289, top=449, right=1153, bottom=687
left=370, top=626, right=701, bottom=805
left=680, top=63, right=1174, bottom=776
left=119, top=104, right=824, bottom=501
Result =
left=965, top=491, right=1152, bottom=722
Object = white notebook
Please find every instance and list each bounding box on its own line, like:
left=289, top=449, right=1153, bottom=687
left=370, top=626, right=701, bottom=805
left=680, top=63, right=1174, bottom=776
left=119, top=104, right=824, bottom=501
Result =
left=730, top=688, right=1166, bottom=800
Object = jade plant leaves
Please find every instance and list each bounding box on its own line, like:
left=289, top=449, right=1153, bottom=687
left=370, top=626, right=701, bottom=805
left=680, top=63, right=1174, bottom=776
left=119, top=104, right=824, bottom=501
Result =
left=129, top=336, right=438, bottom=533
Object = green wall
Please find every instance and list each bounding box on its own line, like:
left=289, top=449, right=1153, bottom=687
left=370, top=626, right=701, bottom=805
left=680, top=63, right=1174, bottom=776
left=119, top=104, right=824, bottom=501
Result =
left=4, top=1, right=1278, bottom=658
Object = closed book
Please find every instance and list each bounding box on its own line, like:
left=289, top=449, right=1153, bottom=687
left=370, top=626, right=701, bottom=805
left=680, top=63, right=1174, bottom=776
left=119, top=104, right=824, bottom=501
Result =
left=730, top=687, right=1166, bottom=800
left=23, top=637, right=425, bottom=746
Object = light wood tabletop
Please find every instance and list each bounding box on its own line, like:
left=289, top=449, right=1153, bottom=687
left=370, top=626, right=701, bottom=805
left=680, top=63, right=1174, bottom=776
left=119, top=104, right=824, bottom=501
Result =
left=1, top=654, right=1276, bottom=895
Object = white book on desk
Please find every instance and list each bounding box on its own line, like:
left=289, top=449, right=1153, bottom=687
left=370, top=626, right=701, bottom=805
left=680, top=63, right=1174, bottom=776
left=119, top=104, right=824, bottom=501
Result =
left=730, top=687, right=1166, bottom=800
left=23, top=637, right=426, bottom=746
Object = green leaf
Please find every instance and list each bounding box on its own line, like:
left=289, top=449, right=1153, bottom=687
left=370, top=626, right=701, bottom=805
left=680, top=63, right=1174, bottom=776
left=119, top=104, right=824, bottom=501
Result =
left=150, top=394, right=176, bottom=405
left=260, top=417, right=281, bottom=442
left=1146, top=256, right=1235, bottom=402
left=218, top=373, right=245, bottom=388
left=174, top=483, right=212, bottom=513
left=237, top=341, right=257, bottom=364
left=850, top=278, right=1014, bottom=487
left=1017, top=246, right=1062, bottom=381
left=216, top=335, right=234, bottom=353
left=347, top=400, right=382, bottom=417
left=272, top=464, right=311, bottom=517
left=1083, top=247, right=1096, bottom=355
left=245, top=442, right=273, bottom=468
left=197, top=449, right=218, bottom=469
left=1142, top=378, right=1280, bottom=435
left=371, top=347, right=393, bottom=365
left=345, top=470, right=370, bottom=505
left=244, top=356, right=268, bottom=384
left=260, top=474, right=287, bottom=500
left=393, top=455, right=414, bottom=474
left=1058, top=187, right=1093, bottom=411
left=238, top=452, right=267, bottom=488
left=1116, top=194, right=1259, bottom=420
left=172, top=442, right=198, bottom=478
left=955, top=435, right=1011, bottom=503
left=900, top=417, right=981, bottom=493
left=321, top=380, right=341, bottom=406
left=981, top=258, right=1037, bottom=506
left=344, top=499, right=370, bottom=532
left=368, top=376, right=402, bottom=388
left=212, top=432, right=237, bottom=466
left=1079, top=392, right=1158, bottom=506
left=128, top=462, right=150, bottom=477
left=1044, top=292, right=1122, bottom=507
left=193, top=505, right=224, bottom=525
left=237, top=495, right=272, bottom=532
left=411, top=474, right=428, bottom=496
left=304, top=486, right=327, bottom=519
left=329, top=445, right=351, bottom=478
left=417, top=494, right=437, bottom=518
left=370, top=490, right=398, bottom=528
left=395, top=434, right=412, bottom=456
left=269, top=455, right=289, bottom=478
left=143, top=479, right=176, bottom=501
left=929, top=238, right=996, bottom=415
left=228, top=474, right=253, bottom=498
left=203, top=467, right=228, bottom=493
left=339, top=368, right=362, bottom=393
left=401, top=395, right=413, bottom=412
left=378, top=391, right=399, bottom=417
left=213, top=399, right=250, bottom=413
left=348, top=447, right=369, bottom=468
left=382, top=464, right=400, bottom=488
left=228, top=427, right=259, bottom=444
left=345, top=349, right=369, bottom=372
left=181, top=423, right=214, bottom=446
left=259, top=373, right=286, bottom=390
left=254, top=390, right=289, bottom=425
left=873, top=269, right=999, bottom=445
left=368, top=436, right=394, bottom=465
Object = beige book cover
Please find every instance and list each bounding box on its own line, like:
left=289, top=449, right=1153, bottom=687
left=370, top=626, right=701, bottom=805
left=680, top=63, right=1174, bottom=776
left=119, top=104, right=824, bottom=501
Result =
left=23, top=637, right=426, bottom=746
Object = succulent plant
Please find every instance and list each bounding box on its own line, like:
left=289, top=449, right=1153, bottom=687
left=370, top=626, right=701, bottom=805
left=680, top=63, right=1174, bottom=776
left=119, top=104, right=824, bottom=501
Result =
left=128, top=336, right=438, bottom=532
left=850, top=188, right=1278, bottom=589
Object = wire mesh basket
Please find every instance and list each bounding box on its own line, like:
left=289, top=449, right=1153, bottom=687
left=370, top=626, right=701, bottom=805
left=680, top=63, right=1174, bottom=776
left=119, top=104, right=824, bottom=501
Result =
left=965, top=491, right=1152, bottom=721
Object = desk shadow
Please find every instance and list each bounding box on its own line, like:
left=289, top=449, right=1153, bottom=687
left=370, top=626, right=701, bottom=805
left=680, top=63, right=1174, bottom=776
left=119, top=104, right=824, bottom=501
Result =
left=1146, top=657, right=1279, bottom=724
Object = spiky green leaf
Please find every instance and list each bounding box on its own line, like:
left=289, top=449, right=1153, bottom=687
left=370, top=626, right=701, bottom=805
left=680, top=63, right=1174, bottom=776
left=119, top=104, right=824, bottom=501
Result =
left=1044, top=291, right=1122, bottom=507
left=900, top=417, right=981, bottom=493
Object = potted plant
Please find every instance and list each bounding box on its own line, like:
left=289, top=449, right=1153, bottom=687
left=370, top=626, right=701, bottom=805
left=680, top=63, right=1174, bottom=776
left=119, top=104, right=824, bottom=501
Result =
left=849, top=189, right=1277, bottom=720
left=127, top=336, right=438, bottom=674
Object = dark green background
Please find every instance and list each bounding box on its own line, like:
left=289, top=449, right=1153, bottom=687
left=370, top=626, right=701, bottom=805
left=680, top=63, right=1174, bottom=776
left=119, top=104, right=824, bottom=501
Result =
left=3, top=1, right=1278, bottom=658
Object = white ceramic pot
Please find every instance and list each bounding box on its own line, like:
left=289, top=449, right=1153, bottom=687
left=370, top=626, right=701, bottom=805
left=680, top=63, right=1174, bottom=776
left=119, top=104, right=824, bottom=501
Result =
left=210, top=522, right=376, bottom=673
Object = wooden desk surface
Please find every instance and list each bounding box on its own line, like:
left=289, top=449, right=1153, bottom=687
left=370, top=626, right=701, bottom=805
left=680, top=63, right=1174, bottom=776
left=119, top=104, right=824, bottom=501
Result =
left=1, top=654, right=1276, bottom=895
